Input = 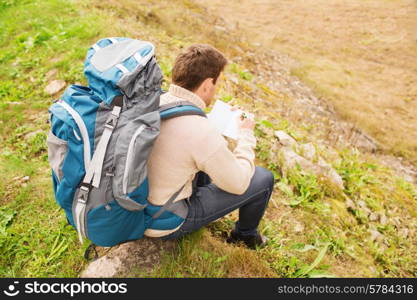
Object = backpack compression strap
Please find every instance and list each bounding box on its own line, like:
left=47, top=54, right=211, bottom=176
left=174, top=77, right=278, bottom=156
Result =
left=158, top=101, right=207, bottom=120
left=74, top=96, right=123, bottom=243
left=151, top=101, right=206, bottom=220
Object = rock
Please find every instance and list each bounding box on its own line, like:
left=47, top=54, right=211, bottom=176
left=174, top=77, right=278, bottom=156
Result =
left=274, top=130, right=297, bottom=147
left=214, top=25, right=227, bottom=32
left=44, top=80, right=66, bottom=95
left=369, top=213, right=378, bottom=222
left=378, top=154, right=417, bottom=184
left=347, top=126, right=378, bottom=153
left=317, top=158, right=344, bottom=189
left=326, top=168, right=344, bottom=190
left=24, top=130, right=43, bottom=140
left=81, top=254, right=122, bottom=278
left=357, top=200, right=367, bottom=209
left=379, top=214, right=388, bottom=225
left=12, top=176, right=30, bottom=183
left=356, top=201, right=371, bottom=217
left=399, top=228, right=409, bottom=238
left=45, top=69, right=58, bottom=81
left=369, top=229, right=383, bottom=242
left=392, top=216, right=401, bottom=226
left=232, top=45, right=244, bottom=54
left=293, top=222, right=304, bottom=233
left=299, top=142, right=316, bottom=161
left=354, top=134, right=378, bottom=153
left=279, top=147, right=317, bottom=173
left=345, top=197, right=355, bottom=210
left=369, top=266, right=377, bottom=274
left=81, top=238, right=176, bottom=278
left=278, top=147, right=344, bottom=189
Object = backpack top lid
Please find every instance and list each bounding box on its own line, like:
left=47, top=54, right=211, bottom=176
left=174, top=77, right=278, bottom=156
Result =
left=83, top=37, right=157, bottom=105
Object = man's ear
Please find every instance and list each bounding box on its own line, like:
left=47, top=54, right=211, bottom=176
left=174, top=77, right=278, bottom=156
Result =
left=194, top=77, right=215, bottom=105
left=200, top=77, right=214, bottom=92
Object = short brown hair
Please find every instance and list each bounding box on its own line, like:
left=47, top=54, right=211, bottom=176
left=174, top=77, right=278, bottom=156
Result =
left=172, top=44, right=227, bottom=91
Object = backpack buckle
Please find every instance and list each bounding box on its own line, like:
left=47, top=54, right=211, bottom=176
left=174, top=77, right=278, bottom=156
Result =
left=80, top=185, right=90, bottom=192
left=77, top=184, right=90, bottom=204
left=104, top=106, right=121, bottom=130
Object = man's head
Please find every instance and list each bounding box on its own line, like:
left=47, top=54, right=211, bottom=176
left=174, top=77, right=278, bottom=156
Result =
left=172, top=44, right=227, bottom=105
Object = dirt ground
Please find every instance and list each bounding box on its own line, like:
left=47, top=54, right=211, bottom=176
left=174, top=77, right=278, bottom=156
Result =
left=195, top=0, right=417, bottom=163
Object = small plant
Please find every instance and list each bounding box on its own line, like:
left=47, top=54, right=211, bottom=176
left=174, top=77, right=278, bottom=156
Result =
left=284, top=166, right=325, bottom=207
left=228, top=63, right=254, bottom=81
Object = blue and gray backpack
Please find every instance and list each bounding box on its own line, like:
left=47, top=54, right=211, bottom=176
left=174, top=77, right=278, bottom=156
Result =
left=46, top=37, right=206, bottom=247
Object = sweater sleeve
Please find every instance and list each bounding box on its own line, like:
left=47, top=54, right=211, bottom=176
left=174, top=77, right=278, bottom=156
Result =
left=193, top=126, right=257, bottom=195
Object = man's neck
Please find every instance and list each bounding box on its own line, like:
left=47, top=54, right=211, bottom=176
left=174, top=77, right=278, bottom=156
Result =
left=167, top=84, right=207, bottom=110
left=194, top=90, right=210, bottom=106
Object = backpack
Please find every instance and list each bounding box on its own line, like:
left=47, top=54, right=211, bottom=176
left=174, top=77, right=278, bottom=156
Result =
left=46, top=37, right=206, bottom=247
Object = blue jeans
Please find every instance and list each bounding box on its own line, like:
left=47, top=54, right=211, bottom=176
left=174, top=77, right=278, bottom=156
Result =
left=161, top=166, right=274, bottom=240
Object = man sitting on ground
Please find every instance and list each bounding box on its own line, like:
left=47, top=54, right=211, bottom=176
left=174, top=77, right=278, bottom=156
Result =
left=145, top=44, right=275, bottom=249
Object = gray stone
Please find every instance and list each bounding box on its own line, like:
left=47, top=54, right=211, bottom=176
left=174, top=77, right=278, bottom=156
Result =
left=278, top=147, right=344, bottom=190
left=13, top=176, right=30, bottom=183
left=24, top=130, right=43, bottom=140
left=346, top=126, right=378, bottom=153
left=81, top=238, right=176, bottom=278
left=369, top=213, right=378, bottom=222
left=317, top=158, right=344, bottom=189
left=379, top=214, right=388, bottom=225
left=399, top=228, right=409, bottom=238
left=299, top=142, right=316, bottom=161
left=279, top=147, right=317, bottom=172
left=214, top=25, right=227, bottom=32
left=45, top=69, right=58, bottom=81
left=293, top=222, right=304, bottom=233
left=274, top=130, right=297, bottom=147
left=369, top=229, right=383, bottom=242
left=81, top=255, right=122, bottom=278
left=357, top=200, right=367, bottom=209
left=44, top=80, right=66, bottom=95
left=345, top=197, right=355, bottom=210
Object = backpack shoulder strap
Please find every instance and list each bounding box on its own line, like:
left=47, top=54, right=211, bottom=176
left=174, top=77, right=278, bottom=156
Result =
left=159, top=100, right=206, bottom=120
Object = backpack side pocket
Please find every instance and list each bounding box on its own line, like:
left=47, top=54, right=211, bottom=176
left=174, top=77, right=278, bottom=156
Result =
left=112, top=111, right=160, bottom=211
left=47, top=130, right=68, bottom=183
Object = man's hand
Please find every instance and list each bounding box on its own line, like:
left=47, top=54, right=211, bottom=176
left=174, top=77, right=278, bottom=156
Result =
left=239, top=116, right=255, bottom=130
left=231, top=105, right=255, bottom=131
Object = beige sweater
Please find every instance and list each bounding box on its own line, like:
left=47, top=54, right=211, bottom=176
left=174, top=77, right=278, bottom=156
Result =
left=144, top=84, right=257, bottom=237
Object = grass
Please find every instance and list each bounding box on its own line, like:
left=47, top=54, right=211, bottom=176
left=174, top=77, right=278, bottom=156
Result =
left=0, top=0, right=105, bottom=277
left=0, top=0, right=416, bottom=278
